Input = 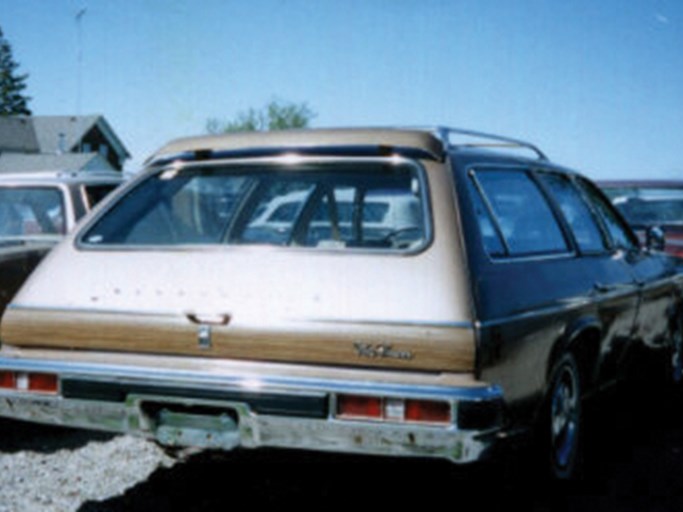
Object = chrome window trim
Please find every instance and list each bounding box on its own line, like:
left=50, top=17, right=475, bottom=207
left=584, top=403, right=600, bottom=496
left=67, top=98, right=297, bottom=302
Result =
left=74, top=155, right=435, bottom=257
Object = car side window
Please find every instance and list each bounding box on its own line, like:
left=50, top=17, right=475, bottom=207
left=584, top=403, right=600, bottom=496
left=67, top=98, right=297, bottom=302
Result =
left=577, top=178, right=638, bottom=251
left=467, top=177, right=506, bottom=257
left=470, top=168, right=569, bottom=257
left=538, top=172, right=608, bottom=253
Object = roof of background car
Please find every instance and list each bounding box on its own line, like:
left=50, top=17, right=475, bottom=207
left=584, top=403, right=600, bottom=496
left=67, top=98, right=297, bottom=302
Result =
left=148, top=128, right=445, bottom=163
left=598, top=179, right=683, bottom=189
left=0, top=170, right=124, bottom=185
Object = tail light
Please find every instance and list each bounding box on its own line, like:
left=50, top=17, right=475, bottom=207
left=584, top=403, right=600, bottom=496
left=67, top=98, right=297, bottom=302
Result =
left=336, top=394, right=451, bottom=425
left=404, top=399, right=451, bottom=423
left=336, top=395, right=383, bottom=420
left=0, top=371, right=58, bottom=395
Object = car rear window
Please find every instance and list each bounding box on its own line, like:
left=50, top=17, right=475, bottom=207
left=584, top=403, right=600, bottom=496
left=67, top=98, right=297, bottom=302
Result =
left=0, top=187, right=65, bottom=238
left=81, top=162, right=429, bottom=252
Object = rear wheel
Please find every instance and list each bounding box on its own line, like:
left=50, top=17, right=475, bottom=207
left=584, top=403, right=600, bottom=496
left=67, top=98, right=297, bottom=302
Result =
left=546, top=352, right=582, bottom=480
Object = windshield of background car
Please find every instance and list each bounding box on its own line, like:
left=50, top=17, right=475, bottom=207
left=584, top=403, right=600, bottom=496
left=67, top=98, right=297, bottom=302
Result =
left=81, top=162, right=429, bottom=252
left=604, top=187, right=683, bottom=227
left=0, top=187, right=65, bottom=239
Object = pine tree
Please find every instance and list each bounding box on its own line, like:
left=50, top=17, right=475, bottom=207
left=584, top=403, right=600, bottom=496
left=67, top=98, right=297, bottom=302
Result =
left=0, top=26, right=31, bottom=116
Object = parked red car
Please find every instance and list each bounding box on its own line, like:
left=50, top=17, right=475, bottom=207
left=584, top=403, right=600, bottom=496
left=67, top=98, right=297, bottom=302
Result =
left=599, top=180, right=683, bottom=258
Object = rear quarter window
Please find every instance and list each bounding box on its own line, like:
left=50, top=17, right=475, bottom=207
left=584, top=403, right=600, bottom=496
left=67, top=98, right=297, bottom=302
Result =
left=469, top=168, right=569, bottom=258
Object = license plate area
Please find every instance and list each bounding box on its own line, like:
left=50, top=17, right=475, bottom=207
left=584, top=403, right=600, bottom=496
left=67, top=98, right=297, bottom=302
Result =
left=140, top=402, right=241, bottom=450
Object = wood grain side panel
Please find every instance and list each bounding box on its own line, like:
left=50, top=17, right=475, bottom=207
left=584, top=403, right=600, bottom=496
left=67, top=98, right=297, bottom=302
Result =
left=1, top=308, right=475, bottom=372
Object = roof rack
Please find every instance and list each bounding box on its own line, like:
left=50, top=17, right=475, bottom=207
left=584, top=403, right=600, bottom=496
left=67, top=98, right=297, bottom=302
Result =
left=431, top=126, right=548, bottom=161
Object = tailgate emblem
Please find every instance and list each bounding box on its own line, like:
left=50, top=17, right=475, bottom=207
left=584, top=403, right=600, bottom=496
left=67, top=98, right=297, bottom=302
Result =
left=354, top=342, right=414, bottom=361
left=198, top=325, right=212, bottom=349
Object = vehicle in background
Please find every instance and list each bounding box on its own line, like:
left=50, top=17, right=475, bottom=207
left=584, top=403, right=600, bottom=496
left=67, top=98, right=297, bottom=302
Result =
left=0, top=129, right=681, bottom=482
left=244, top=188, right=422, bottom=248
left=599, top=180, right=683, bottom=258
left=0, top=170, right=124, bottom=315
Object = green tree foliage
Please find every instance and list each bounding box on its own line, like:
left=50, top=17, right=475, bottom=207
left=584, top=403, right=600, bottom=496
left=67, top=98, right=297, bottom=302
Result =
left=0, top=26, right=31, bottom=116
left=207, top=99, right=315, bottom=133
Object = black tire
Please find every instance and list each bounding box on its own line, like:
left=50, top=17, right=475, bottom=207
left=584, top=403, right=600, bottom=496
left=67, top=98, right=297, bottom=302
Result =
left=545, top=352, right=582, bottom=480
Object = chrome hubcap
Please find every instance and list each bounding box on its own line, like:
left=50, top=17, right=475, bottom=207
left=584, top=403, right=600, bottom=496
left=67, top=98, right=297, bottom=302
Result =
left=551, top=366, right=578, bottom=469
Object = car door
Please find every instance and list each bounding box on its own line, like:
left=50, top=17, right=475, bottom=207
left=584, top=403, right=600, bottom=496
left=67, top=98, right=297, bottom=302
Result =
left=537, top=172, right=642, bottom=383
left=461, top=165, right=640, bottom=408
left=577, top=178, right=681, bottom=357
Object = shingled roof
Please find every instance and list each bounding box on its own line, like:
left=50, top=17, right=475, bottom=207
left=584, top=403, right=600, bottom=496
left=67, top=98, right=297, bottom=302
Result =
left=30, top=115, right=129, bottom=158
left=0, top=152, right=111, bottom=173
left=0, top=115, right=130, bottom=172
left=0, top=117, right=39, bottom=153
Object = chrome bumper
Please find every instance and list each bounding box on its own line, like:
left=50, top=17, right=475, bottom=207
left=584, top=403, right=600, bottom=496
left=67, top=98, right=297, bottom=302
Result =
left=0, top=356, right=505, bottom=464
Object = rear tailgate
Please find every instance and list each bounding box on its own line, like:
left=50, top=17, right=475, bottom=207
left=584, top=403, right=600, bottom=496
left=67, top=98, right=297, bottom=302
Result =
left=2, top=248, right=475, bottom=373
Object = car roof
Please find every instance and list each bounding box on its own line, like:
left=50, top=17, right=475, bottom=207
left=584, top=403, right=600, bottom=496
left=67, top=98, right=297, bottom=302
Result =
left=148, top=128, right=445, bottom=163
left=146, top=127, right=549, bottom=167
left=597, top=179, right=683, bottom=189
left=0, top=170, right=124, bottom=185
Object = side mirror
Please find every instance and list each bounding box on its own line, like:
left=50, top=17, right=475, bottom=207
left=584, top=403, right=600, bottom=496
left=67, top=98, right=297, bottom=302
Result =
left=646, top=226, right=666, bottom=252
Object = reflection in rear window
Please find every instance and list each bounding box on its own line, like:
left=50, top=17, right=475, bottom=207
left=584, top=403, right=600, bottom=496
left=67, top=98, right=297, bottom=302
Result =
left=82, top=163, right=428, bottom=252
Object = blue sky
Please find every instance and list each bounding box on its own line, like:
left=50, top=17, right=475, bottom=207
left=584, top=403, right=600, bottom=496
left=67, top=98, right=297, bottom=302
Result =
left=2, top=0, right=682, bottom=178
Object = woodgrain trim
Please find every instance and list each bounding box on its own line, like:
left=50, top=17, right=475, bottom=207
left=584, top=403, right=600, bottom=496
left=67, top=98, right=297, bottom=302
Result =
left=1, top=308, right=475, bottom=373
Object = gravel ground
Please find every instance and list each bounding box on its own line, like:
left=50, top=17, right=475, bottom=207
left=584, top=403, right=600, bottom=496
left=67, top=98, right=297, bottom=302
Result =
left=0, top=423, right=174, bottom=512
left=1, top=380, right=683, bottom=511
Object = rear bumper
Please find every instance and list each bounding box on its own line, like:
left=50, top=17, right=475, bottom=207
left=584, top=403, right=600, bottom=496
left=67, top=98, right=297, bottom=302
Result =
left=0, top=355, right=505, bottom=464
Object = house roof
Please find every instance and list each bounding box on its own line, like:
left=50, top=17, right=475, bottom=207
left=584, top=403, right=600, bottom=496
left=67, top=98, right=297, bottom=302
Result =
left=0, top=152, right=113, bottom=173
left=31, top=115, right=131, bottom=159
left=0, top=117, right=39, bottom=153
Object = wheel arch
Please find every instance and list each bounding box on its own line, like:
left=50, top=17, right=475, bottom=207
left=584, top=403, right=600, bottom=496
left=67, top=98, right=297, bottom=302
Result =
left=547, top=316, right=603, bottom=395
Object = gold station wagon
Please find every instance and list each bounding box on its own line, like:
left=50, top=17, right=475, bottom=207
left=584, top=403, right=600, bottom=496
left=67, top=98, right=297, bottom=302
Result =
left=0, top=128, right=681, bottom=480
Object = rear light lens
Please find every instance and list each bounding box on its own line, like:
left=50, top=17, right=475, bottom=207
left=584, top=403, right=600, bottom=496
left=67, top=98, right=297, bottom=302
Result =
left=405, top=399, right=451, bottom=423
left=28, top=373, right=59, bottom=393
left=0, top=371, right=16, bottom=389
left=0, top=371, right=58, bottom=395
left=336, top=395, right=383, bottom=419
left=336, top=394, right=451, bottom=425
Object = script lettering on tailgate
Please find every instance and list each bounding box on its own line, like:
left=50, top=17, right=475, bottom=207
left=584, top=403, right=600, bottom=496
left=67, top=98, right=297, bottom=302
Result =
left=353, top=342, right=414, bottom=361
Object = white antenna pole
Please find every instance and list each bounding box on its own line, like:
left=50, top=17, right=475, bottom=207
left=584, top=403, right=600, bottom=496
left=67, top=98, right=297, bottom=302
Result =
left=75, top=7, right=87, bottom=117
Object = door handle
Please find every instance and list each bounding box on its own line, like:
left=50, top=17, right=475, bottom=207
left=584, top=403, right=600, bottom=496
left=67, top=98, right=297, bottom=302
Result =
left=592, top=282, right=638, bottom=294
left=593, top=282, right=615, bottom=294
left=186, top=313, right=231, bottom=326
